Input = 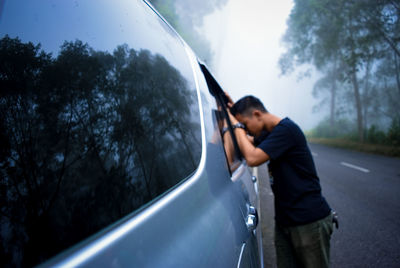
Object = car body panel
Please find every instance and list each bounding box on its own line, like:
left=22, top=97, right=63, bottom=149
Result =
left=0, top=0, right=263, bottom=267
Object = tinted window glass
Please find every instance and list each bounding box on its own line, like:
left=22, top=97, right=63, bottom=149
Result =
left=0, top=1, right=202, bottom=266
left=217, top=107, right=242, bottom=172
left=199, top=64, right=241, bottom=172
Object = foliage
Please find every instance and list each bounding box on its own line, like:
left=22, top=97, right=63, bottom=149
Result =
left=387, top=118, right=400, bottom=146
left=148, top=0, right=228, bottom=64
left=308, top=117, right=400, bottom=148
left=366, top=125, right=387, bottom=144
left=280, top=0, right=400, bottom=142
left=306, top=117, right=356, bottom=138
left=307, top=137, right=400, bottom=157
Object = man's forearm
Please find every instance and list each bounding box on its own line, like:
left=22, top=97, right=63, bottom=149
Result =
left=233, top=128, right=269, bottom=166
left=227, top=109, right=270, bottom=166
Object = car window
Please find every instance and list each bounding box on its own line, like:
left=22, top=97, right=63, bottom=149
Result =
left=0, top=1, right=202, bottom=266
left=198, top=63, right=242, bottom=173
left=215, top=105, right=243, bottom=173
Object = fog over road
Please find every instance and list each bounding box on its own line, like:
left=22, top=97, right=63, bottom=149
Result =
left=258, top=143, right=400, bottom=267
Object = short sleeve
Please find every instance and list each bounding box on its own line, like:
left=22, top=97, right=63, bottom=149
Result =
left=257, top=124, right=295, bottom=160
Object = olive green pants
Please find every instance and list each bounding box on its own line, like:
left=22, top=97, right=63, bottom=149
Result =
left=275, top=213, right=333, bottom=268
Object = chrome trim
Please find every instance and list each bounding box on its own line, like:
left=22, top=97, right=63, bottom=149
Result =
left=237, top=243, right=246, bottom=268
left=143, top=0, right=187, bottom=48
left=246, top=206, right=258, bottom=232
left=246, top=214, right=257, bottom=231
left=252, top=167, right=259, bottom=195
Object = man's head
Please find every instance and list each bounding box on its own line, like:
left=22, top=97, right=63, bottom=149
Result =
left=230, top=95, right=268, bottom=137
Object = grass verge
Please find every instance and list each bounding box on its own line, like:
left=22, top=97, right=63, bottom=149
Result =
left=307, top=137, right=400, bottom=158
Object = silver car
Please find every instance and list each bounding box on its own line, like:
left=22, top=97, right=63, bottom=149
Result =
left=0, top=1, right=263, bottom=267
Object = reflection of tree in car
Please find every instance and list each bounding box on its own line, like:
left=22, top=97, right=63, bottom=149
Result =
left=0, top=36, right=201, bottom=267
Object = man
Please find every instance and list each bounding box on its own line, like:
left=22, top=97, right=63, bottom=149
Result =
left=226, top=95, right=333, bottom=268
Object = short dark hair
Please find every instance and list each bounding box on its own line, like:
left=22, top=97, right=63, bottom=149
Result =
left=230, top=95, right=268, bottom=117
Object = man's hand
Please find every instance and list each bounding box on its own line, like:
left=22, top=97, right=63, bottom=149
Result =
left=225, top=105, right=270, bottom=167
left=227, top=108, right=238, bottom=125
left=224, top=91, right=234, bottom=108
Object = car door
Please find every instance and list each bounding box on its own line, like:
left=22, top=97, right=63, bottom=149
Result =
left=198, top=62, right=262, bottom=268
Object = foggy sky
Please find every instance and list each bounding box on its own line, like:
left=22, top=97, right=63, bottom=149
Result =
left=200, top=0, right=326, bottom=130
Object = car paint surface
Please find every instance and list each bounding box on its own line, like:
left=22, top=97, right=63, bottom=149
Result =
left=0, top=0, right=263, bottom=267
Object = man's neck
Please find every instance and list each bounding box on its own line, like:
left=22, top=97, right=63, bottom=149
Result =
left=263, top=113, right=282, bottom=132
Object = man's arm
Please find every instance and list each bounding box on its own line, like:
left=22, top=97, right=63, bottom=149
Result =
left=227, top=110, right=270, bottom=167
left=222, top=124, right=235, bottom=166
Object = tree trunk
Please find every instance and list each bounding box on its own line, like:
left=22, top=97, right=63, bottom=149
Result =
left=351, top=67, right=364, bottom=142
left=330, top=80, right=336, bottom=135
left=362, top=59, right=371, bottom=132
left=394, top=51, right=400, bottom=99
left=329, top=57, right=338, bottom=135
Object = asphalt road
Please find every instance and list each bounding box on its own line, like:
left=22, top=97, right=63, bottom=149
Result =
left=258, top=143, right=400, bottom=268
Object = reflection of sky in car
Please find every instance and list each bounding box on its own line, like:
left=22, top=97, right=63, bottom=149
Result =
left=0, top=0, right=195, bottom=88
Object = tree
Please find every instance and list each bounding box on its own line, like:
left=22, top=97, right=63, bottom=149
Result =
left=280, top=0, right=398, bottom=142
left=312, top=62, right=339, bottom=135
left=279, top=0, right=346, bottom=133
left=148, top=0, right=228, bottom=64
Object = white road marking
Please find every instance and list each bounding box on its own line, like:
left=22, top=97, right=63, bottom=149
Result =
left=311, top=152, right=318, bottom=157
left=340, top=162, right=370, bottom=173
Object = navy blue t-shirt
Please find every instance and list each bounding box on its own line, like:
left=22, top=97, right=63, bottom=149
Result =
left=258, top=118, right=331, bottom=226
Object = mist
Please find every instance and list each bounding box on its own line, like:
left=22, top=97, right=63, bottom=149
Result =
left=199, top=0, right=325, bottom=131
left=150, top=0, right=400, bottom=147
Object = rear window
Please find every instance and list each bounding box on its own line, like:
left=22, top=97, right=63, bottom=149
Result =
left=0, top=1, right=202, bottom=266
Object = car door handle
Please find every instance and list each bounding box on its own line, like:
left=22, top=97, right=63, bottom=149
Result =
left=251, top=175, right=259, bottom=194
left=246, top=206, right=258, bottom=231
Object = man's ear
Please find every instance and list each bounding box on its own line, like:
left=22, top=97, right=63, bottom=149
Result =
left=253, top=110, right=262, bottom=119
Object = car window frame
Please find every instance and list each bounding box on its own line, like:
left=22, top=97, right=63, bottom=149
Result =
left=198, top=62, right=243, bottom=173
